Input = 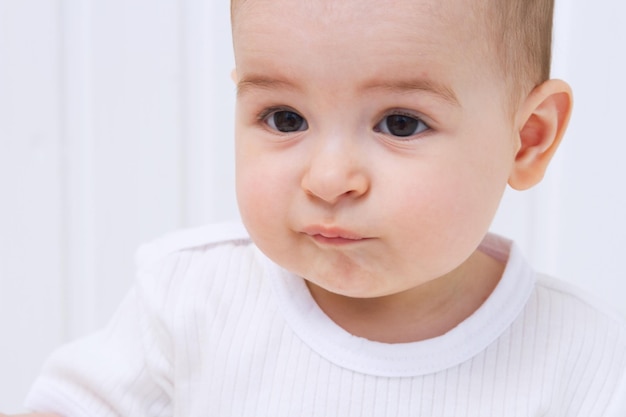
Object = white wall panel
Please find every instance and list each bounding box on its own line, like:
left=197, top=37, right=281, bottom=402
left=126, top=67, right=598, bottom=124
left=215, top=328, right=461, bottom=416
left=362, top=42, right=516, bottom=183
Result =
left=87, top=0, right=185, bottom=328
left=61, top=0, right=98, bottom=340
left=180, top=0, right=238, bottom=226
left=0, top=0, right=65, bottom=411
left=555, top=0, right=626, bottom=315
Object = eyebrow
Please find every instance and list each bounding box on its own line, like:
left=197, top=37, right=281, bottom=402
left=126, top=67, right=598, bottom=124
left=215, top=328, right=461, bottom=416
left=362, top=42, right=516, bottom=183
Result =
left=237, top=76, right=300, bottom=97
left=237, top=75, right=459, bottom=106
left=366, top=79, right=460, bottom=106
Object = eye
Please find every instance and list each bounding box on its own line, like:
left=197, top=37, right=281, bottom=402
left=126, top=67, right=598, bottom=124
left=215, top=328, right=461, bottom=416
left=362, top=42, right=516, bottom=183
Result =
left=263, top=109, right=308, bottom=133
left=374, top=113, right=430, bottom=138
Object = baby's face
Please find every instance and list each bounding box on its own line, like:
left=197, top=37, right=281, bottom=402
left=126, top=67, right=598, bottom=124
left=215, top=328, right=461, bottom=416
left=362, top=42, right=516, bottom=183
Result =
left=234, top=0, right=518, bottom=298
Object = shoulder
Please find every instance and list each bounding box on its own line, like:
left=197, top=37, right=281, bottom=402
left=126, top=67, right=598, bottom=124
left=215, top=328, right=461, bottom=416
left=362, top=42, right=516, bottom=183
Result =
left=131, top=222, right=269, bottom=332
left=531, top=273, right=626, bottom=350
left=135, top=222, right=252, bottom=269
left=531, top=274, right=626, bottom=410
left=534, top=273, right=626, bottom=332
left=132, top=222, right=260, bottom=304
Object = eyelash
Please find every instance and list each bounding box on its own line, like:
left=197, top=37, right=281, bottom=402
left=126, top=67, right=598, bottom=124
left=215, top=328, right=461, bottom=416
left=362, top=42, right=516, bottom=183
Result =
left=256, top=106, right=431, bottom=139
left=374, top=110, right=431, bottom=139
left=257, top=106, right=292, bottom=123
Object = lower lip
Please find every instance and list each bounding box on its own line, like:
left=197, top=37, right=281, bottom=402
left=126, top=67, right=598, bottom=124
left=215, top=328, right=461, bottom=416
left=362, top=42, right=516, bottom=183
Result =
left=311, top=235, right=367, bottom=246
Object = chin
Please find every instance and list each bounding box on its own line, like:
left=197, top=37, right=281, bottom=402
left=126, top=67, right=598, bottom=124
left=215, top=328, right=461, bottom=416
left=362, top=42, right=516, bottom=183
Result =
left=305, top=274, right=390, bottom=299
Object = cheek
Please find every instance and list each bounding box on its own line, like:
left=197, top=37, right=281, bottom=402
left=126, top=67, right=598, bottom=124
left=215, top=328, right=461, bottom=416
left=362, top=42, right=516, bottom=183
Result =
left=235, top=139, right=265, bottom=227
left=235, top=142, right=296, bottom=236
left=386, top=155, right=506, bottom=247
left=391, top=173, right=469, bottom=233
left=236, top=158, right=271, bottom=222
left=437, top=158, right=510, bottom=245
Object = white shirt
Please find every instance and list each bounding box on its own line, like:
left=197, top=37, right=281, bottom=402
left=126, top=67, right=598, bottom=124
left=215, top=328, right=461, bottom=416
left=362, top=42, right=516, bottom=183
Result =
left=25, top=223, right=626, bottom=416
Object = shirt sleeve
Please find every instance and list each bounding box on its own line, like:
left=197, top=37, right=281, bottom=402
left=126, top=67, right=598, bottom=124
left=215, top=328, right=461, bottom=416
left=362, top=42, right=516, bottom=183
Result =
left=24, top=268, right=174, bottom=417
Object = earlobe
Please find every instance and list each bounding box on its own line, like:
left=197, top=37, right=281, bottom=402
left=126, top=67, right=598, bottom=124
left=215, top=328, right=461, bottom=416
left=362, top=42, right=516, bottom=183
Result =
left=508, top=79, right=573, bottom=190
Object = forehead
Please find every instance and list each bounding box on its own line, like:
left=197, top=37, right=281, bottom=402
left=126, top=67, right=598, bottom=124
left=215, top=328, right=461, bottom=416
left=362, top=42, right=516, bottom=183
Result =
left=231, top=0, right=511, bottom=113
left=232, top=0, right=477, bottom=25
left=235, top=0, right=475, bottom=43
left=232, top=0, right=488, bottom=83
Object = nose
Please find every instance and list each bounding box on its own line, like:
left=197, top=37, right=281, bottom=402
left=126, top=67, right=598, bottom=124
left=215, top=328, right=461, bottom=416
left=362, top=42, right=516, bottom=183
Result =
left=300, top=136, right=370, bottom=205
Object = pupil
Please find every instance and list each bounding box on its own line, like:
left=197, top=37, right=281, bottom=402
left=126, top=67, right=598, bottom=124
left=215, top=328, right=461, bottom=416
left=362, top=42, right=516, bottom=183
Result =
left=387, top=115, right=418, bottom=137
left=274, top=111, right=304, bottom=132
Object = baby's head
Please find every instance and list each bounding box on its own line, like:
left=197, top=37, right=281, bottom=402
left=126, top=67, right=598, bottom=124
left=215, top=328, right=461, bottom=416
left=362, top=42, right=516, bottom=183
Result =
left=230, top=0, right=572, bottom=303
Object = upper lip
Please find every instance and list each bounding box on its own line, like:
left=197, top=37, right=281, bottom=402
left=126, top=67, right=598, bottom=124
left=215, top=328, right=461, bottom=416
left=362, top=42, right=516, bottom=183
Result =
left=301, top=225, right=367, bottom=240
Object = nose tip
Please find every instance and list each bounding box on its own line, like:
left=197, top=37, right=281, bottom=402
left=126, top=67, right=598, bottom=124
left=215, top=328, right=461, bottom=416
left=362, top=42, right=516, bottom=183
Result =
left=301, top=154, right=369, bottom=205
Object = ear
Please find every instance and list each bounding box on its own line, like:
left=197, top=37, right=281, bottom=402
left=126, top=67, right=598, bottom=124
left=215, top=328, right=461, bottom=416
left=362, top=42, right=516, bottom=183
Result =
left=231, top=68, right=238, bottom=84
left=508, top=79, right=573, bottom=190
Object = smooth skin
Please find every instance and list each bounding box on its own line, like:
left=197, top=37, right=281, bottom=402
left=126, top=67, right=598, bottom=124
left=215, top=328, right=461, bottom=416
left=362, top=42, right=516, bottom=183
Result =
left=233, top=0, right=572, bottom=343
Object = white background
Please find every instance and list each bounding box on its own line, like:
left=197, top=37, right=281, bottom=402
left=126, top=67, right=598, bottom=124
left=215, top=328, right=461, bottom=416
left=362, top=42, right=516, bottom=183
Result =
left=1, top=0, right=625, bottom=412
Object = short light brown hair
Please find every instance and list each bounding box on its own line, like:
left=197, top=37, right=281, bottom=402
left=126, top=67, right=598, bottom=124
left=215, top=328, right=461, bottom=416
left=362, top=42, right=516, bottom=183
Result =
left=485, top=0, right=555, bottom=102
left=231, top=0, right=555, bottom=103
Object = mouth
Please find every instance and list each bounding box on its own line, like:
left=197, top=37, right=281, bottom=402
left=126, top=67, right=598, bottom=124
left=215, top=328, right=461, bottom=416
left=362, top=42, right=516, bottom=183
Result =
left=301, top=225, right=370, bottom=245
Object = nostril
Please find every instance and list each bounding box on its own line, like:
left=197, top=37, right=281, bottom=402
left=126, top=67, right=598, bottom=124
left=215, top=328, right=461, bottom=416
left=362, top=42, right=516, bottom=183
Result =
left=301, top=166, right=369, bottom=205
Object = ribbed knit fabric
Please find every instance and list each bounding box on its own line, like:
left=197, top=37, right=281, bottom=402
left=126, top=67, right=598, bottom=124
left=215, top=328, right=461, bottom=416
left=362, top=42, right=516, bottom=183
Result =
left=25, top=223, right=626, bottom=416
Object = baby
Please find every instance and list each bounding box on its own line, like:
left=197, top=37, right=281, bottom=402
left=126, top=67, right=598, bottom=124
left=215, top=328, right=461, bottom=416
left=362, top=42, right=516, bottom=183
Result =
left=5, top=0, right=626, bottom=415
